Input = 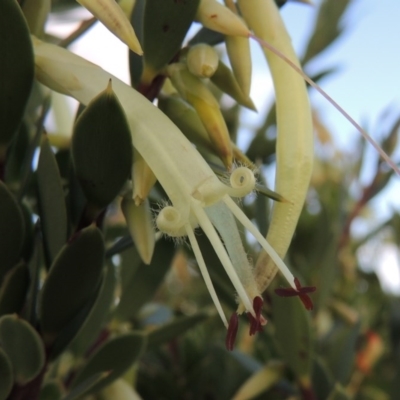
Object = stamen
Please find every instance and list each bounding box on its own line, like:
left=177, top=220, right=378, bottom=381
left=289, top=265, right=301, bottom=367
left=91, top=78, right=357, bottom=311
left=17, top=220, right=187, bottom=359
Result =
left=226, top=312, right=239, bottom=351
left=185, top=224, right=228, bottom=328
left=274, top=277, right=316, bottom=311
left=193, top=204, right=254, bottom=315
left=253, top=296, right=263, bottom=318
left=247, top=296, right=265, bottom=335
left=223, top=196, right=296, bottom=289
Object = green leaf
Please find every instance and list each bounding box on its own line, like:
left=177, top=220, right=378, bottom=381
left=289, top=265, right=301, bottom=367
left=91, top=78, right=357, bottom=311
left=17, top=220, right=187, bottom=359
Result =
left=105, top=235, right=134, bottom=259
left=23, top=225, right=42, bottom=326
left=0, top=181, right=25, bottom=282
left=70, top=333, right=146, bottom=396
left=0, top=0, right=34, bottom=152
left=0, top=314, right=45, bottom=385
left=37, top=135, right=68, bottom=266
left=312, top=356, right=334, bottom=400
left=302, top=0, right=351, bottom=65
left=0, top=262, right=30, bottom=317
left=272, top=278, right=313, bottom=382
left=188, top=27, right=224, bottom=46
left=129, top=0, right=145, bottom=87
left=323, top=320, right=361, bottom=384
left=72, top=81, right=133, bottom=209
left=115, top=238, right=175, bottom=320
left=158, top=94, right=222, bottom=156
left=231, top=362, right=284, bottom=400
left=39, top=226, right=105, bottom=344
left=326, top=383, right=351, bottom=400
left=254, top=173, right=269, bottom=237
left=0, top=347, right=13, bottom=400
left=69, top=263, right=116, bottom=355
left=49, top=287, right=99, bottom=360
left=39, top=380, right=63, bottom=400
left=142, top=0, right=200, bottom=81
left=4, top=122, right=30, bottom=185
left=17, top=98, right=50, bottom=202
left=210, top=61, right=256, bottom=110
left=19, top=201, right=35, bottom=263
left=61, top=372, right=108, bottom=400
left=147, top=311, right=211, bottom=350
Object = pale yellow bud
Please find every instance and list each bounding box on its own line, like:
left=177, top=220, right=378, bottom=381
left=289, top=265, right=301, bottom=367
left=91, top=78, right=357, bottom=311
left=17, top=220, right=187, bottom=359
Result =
left=132, top=148, right=157, bottom=206
left=121, top=197, right=155, bottom=265
left=158, top=94, right=255, bottom=169
left=22, top=0, right=51, bottom=37
left=195, top=0, right=250, bottom=37
left=186, top=44, right=219, bottom=78
left=77, top=0, right=143, bottom=55
left=167, top=63, right=233, bottom=168
left=225, top=34, right=252, bottom=97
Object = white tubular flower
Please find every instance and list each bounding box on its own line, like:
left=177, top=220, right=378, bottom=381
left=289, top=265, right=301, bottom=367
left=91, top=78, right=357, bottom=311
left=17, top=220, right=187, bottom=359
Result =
left=239, top=0, right=314, bottom=295
left=32, top=36, right=310, bottom=350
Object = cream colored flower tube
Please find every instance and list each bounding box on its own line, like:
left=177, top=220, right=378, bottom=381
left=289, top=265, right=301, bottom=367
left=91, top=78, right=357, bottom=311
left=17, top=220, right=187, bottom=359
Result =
left=239, top=0, right=314, bottom=292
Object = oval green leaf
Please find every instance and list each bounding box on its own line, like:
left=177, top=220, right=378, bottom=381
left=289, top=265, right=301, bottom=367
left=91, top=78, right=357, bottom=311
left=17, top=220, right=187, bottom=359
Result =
left=39, top=380, right=63, bottom=400
left=0, top=314, right=45, bottom=385
left=72, top=81, right=133, bottom=209
left=0, top=0, right=34, bottom=151
left=142, top=0, right=200, bottom=80
left=70, top=332, right=146, bottom=396
left=0, top=347, right=13, bottom=400
left=39, top=226, right=105, bottom=343
left=61, top=372, right=107, bottom=400
left=115, top=238, right=175, bottom=320
left=327, top=383, right=351, bottom=400
left=0, top=182, right=25, bottom=282
left=37, top=135, right=68, bottom=266
left=0, top=262, right=30, bottom=317
left=4, top=122, right=30, bottom=185
left=272, top=277, right=313, bottom=382
left=210, top=61, right=256, bottom=111
left=323, top=320, right=361, bottom=384
left=129, top=0, right=145, bottom=87
left=147, top=311, right=210, bottom=350
left=69, top=263, right=116, bottom=355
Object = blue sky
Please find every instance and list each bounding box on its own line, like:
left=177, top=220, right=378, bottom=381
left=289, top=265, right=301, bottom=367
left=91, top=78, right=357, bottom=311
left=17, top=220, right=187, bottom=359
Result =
left=283, top=0, right=400, bottom=131
left=282, top=0, right=400, bottom=292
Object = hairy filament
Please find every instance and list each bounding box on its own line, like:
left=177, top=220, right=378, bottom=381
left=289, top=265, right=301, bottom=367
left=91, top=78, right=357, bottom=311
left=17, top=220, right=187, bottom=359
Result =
left=185, top=224, right=228, bottom=327
left=206, top=202, right=258, bottom=297
left=223, top=196, right=296, bottom=289
left=193, top=204, right=255, bottom=316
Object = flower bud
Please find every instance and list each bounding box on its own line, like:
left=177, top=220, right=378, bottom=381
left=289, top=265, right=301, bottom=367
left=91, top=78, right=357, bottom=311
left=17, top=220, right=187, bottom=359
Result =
left=121, top=197, right=155, bottom=264
left=77, top=0, right=143, bottom=55
left=186, top=44, right=219, bottom=78
left=195, top=0, right=250, bottom=37
left=167, top=63, right=233, bottom=168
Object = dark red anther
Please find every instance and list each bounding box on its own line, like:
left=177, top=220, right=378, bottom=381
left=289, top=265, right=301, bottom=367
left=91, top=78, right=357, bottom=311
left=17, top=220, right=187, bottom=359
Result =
left=253, top=296, right=263, bottom=319
left=247, top=296, right=265, bottom=335
left=274, top=277, right=316, bottom=311
left=225, top=313, right=239, bottom=351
